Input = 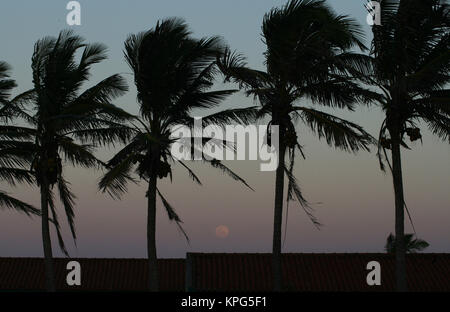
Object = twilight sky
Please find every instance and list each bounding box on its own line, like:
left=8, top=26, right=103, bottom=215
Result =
left=0, top=0, right=449, bottom=258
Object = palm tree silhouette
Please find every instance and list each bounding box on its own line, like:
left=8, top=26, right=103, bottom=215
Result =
left=217, top=0, right=378, bottom=290
left=0, top=61, right=38, bottom=215
left=14, top=30, right=131, bottom=291
left=99, top=18, right=253, bottom=291
left=385, top=233, right=430, bottom=253
left=366, top=0, right=449, bottom=291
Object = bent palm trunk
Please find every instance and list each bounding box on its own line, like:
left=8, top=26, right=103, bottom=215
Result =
left=390, top=130, right=407, bottom=292
left=41, top=176, right=56, bottom=292
left=147, top=172, right=158, bottom=291
left=272, top=143, right=286, bottom=291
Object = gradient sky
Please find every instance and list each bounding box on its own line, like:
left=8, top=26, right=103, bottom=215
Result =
left=0, top=0, right=449, bottom=258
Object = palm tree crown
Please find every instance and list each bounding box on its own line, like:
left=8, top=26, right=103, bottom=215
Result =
left=219, top=0, right=378, bottom=215
left=385, top=233, right=430, bottom=253
left=371, top=0, right=449, bottom=161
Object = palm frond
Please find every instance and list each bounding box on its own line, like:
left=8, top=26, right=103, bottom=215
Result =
left=283, top=165, right=320, bottom=228
left=0, top=190, right=39, bottom=216
left=181, top=106, right=260, bottom=129
left=99, top=153, right=137, bottom=199
left=7, top=90, right=38, bottom=123
left=156, top=188, right=189, bottom=242
left=0, top=144, right=34, bottom=168
left=205, top=159, right=254, bottom=191
left=68, top=126, right=135, bottom=146
left=217, top=48, right=270, bottom=90
left=58, top=138, right=103, bottom=169
left=295, top=107, right=375, bottom=152
left=64, top=74, right=129, bottom=116
left=0, top=125, right=36, bottom=140
left=47, top=188, right=69, bottom=256
left=0, top=167, right=34, bottom=186
left=178, top=161, right=202, bottom=185
left=57, top=176, right=77, bottom=241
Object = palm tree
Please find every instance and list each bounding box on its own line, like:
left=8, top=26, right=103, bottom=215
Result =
left=217, top=0, right=378, bottom=290
left=367, top=0, right=449, bottom=291
left=99, top=18, right=253, bottom=291
left=0, top=61, right=38, bottom=215
left=385, top=233, right=430, bottom=253
left=15, top=30, right=131, bottom=291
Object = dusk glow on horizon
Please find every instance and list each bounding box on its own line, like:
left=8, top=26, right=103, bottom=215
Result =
left=0, top=0, right=448, bottom=263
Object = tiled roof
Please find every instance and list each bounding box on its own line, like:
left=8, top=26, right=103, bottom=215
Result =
left=0, top=258, right=185, bottom=291
left=1, top=253, right=449, bottom=291
left=188, top=253, right=450, bottom=292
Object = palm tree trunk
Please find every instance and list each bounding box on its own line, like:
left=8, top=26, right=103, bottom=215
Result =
left=272, top=143, right=286, bottom=291
left=147, top=172, right=158, bottom=291
left=40, top=175, right=56, bottom=292
left=390, top=130, right=407, bottom=292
